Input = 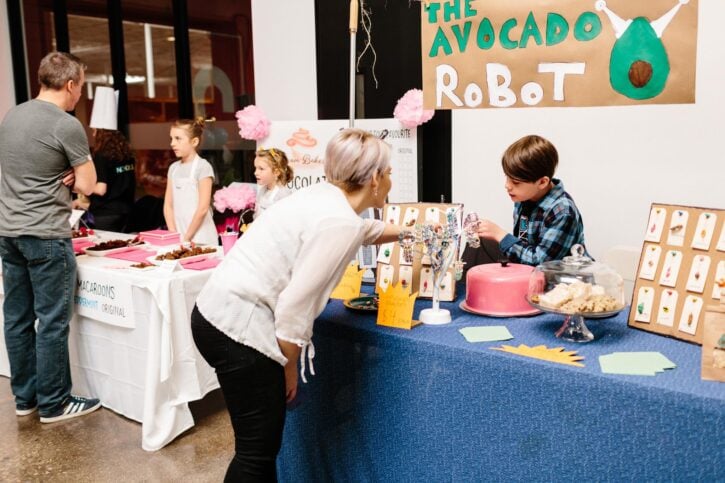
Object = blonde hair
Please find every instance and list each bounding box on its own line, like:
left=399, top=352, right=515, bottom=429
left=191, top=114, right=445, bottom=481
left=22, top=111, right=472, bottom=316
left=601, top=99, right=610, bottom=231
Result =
left=38, top=52, right=86, bottom=90
left=324, top=128, right=390, bottom=192
left=256, top=148, right=294, bottom=185
left=173, top=116, right=214, bottom=143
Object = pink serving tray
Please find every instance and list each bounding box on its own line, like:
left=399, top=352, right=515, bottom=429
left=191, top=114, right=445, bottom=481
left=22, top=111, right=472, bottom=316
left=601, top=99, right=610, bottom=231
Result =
left=140, top=230, right=181, bottom=246
left=105, top=248, right=159, bottom=262
left=180, top=257, right=221, bottom=270
left=73, top=240, right=96, bottom=254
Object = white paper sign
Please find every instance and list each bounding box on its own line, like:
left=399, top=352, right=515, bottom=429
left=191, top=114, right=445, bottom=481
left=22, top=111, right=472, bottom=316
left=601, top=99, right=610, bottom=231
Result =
left=75, top=266, right=135, bottom=328
left=261, top=119, right=418, bottom=203
left=159, top=259, right=181, bottom=276
left=69, top=209, right=85, bottom=228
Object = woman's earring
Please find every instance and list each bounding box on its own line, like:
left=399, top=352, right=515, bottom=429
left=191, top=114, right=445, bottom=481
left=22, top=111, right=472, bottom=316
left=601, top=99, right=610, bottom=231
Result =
left=373, top=188, right=379, bottom=197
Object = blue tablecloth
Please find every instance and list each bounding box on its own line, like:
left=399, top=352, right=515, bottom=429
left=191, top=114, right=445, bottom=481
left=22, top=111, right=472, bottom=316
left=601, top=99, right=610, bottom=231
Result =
left=277, top=293, right=725, bottom=482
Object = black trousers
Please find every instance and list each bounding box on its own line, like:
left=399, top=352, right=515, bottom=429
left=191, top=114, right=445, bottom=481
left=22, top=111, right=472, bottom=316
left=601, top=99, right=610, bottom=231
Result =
left=191, top=306, right=286, bottom=482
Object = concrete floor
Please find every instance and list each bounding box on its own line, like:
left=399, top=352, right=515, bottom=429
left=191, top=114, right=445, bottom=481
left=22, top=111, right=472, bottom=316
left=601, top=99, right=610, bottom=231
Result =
left=0, top=376, right=233, bottom=482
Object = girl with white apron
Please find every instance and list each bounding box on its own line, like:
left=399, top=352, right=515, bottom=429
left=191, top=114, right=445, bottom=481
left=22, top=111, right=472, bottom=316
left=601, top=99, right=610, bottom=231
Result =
left=170, top=155, right=218, bottom=245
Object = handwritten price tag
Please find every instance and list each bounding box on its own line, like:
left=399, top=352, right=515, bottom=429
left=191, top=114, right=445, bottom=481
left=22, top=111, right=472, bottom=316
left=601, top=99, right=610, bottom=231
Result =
left=330, top=261, right=365, bottom=300
left=377, top=283, right=418, bottom=330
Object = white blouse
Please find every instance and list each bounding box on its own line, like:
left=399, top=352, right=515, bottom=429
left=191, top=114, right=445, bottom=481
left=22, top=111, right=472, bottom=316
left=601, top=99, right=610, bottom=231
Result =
left=254, top=184, right=293, bottom=220
left=196, top=182, right=384, bottom=367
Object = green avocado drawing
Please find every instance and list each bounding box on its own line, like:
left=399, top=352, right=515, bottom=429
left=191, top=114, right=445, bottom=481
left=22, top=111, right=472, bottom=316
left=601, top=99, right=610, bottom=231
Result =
left=610, top=18, right=669, bottom=99
left=596, top=0, right=689, bottom=100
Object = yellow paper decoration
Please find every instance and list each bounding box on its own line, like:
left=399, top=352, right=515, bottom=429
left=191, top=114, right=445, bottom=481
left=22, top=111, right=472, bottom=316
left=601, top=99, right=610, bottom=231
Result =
left=377, top=282, right=418, bottom=330
left=491, top=344, right=585, bottom=367
left=330, top=261, right=365, bottom=300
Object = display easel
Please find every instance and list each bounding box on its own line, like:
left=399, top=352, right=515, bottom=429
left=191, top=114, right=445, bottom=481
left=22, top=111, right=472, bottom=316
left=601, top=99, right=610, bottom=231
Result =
left=628, top=203, right=725, bottom=344
left=375, top=202, right=462, bottom=302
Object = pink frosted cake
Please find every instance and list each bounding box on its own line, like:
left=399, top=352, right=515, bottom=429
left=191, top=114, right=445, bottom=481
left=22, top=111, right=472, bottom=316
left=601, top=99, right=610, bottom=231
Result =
left=463, top=262, right=539, bottom=317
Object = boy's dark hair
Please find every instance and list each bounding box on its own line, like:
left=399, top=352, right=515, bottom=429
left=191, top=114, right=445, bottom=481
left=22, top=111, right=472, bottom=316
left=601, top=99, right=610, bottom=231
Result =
left=501, top=135, right=558, bottom=182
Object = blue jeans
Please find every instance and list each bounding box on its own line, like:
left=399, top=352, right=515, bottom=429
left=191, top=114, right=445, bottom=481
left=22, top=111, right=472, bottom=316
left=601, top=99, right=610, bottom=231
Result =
left=0, top=236, right=76, bottom=414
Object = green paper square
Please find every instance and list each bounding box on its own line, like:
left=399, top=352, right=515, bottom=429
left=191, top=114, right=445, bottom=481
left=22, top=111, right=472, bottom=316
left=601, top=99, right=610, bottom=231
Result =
left=459, top=326, right=513, bottom=343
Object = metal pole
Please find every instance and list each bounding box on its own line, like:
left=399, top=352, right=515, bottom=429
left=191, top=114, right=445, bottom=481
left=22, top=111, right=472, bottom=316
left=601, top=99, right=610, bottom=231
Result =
left=144, top=23, right=156, bottom=99
left=348, top=0, right=358, bottom=128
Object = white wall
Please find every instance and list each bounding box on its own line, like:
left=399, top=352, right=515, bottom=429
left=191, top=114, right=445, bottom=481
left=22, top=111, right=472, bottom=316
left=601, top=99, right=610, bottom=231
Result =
left=452, top=0, right=725, bottom=260
left=251, top=0, right=317, bottom=121
left=0, top=0, right=16, bottom=120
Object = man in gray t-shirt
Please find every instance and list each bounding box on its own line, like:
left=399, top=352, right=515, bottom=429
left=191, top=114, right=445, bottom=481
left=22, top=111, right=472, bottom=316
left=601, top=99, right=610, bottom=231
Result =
left=0, top=52, right=101, bottom=423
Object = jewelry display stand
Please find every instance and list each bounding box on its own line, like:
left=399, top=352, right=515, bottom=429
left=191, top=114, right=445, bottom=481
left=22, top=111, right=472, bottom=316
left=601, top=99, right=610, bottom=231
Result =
left=375, top=203, right=463, bottom=303
left=629, top=203, right=725, bottom=344
left=376, top=204, right=481, bottom=325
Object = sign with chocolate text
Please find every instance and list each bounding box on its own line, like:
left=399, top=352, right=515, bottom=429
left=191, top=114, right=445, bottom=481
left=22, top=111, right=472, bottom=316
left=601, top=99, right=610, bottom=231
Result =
left=75, top=265, right=135, bottom=328
left=421, top=0, right=697, bottom=109
left=260, top=118, right=418, bottom=203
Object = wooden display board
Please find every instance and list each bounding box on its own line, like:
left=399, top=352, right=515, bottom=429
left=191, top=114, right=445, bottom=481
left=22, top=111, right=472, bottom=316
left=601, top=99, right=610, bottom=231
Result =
left=375, top=202, right=462, bottom=301
left=628, top=203, right=725, bottom=344
left=701, top=301, right=725, bottom=382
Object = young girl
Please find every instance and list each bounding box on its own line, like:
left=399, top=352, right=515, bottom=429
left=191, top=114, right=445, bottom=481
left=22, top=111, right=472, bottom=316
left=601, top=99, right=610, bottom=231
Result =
left=163, top=118, right=219, bottom=245
left=253, top=148, right=294, bottom=219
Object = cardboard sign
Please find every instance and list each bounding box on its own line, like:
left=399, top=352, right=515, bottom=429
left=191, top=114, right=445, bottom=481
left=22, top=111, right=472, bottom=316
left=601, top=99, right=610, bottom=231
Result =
left=75, top=265, right=135, bottom=328
left=377, top=283, right=419, bottom=330
left=701, top=303, right=725, bottom=382
left=421, top=0, right=698, bottom=109
left=330, top=261, right=365, bottom=300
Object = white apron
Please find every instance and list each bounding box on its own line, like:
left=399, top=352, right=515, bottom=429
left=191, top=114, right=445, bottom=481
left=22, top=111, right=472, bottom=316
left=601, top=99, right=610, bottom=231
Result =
left=172, top=155, right=218, bottom=245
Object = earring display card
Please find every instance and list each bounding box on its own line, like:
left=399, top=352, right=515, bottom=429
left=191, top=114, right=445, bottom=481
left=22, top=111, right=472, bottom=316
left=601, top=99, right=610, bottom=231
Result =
left=375, top=202, right=462, bottom=301
left=629, top=203, right=725, bottom=345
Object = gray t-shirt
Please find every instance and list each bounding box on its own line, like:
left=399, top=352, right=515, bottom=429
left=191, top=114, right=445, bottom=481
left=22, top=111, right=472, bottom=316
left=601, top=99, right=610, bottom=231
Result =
left=0, top=99, right=91, bottom=238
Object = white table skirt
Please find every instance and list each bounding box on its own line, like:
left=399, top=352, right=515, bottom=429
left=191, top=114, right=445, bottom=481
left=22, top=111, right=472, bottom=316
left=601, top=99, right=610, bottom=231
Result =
left=1, top=238, right=220, bottom=451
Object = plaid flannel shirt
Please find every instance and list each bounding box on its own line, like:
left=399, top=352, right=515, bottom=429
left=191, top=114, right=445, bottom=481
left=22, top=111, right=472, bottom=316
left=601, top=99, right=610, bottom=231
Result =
left=499, top=179, right=587, bottom=265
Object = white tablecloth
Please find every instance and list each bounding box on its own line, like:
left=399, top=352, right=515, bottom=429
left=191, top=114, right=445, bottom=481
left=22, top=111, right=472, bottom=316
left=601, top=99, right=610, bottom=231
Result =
left=0, top=240, right=219, bottom=451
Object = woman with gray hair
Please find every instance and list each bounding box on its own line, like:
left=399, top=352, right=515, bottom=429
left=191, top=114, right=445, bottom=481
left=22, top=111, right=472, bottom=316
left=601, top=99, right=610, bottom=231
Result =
left=192, top=128, right=400, bottom=481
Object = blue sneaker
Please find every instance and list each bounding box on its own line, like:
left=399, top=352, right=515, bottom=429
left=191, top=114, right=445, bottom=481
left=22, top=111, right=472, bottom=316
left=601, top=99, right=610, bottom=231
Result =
left=39, top=395, right=101, bottom=423
left=16, top=403, right=38, bottom=416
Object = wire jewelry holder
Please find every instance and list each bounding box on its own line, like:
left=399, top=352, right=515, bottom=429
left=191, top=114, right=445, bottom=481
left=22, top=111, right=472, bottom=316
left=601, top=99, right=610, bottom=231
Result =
left=398, top=210, right=481, bottom=325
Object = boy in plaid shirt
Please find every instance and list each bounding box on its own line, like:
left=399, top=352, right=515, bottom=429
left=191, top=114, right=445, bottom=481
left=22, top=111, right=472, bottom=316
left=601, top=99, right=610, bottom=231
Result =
left=474, top=134, right=587, bottom=266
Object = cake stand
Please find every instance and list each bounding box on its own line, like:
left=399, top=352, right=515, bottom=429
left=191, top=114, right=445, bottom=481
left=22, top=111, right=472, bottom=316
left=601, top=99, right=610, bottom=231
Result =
left=526, top=297, right=624, bottom=343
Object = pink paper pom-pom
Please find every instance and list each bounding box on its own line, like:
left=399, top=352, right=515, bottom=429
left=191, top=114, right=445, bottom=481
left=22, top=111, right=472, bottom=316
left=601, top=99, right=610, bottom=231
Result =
left=235, top=105, right=271, bottom=140
left=393, top=89, right=434, bottom=129
left=213, top=184, right=257, bottom=213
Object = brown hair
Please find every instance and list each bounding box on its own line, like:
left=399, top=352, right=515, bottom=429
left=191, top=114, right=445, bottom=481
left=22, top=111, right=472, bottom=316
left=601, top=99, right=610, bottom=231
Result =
left=173, top=116, right=213, bottom=143
left=256, top=147, right=294, bottom=185
left=38, top=52, right=86, bottom=90
left=93, top=129, right=133, bottom=162
left=501, top=134, right=558, bottom=182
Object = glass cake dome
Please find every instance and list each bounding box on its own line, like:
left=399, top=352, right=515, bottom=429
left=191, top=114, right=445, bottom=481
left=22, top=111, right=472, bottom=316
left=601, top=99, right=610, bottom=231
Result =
left=527, top=245, right=625, bottom=342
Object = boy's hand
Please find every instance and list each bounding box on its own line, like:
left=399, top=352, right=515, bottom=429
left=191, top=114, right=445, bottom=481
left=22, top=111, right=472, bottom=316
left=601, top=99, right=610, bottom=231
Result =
left=477, top=220, right=507, bottom=243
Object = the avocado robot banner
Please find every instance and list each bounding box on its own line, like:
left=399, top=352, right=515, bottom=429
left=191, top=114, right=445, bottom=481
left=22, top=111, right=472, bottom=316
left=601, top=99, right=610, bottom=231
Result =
left=421, top=0, right=698, bottom=109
